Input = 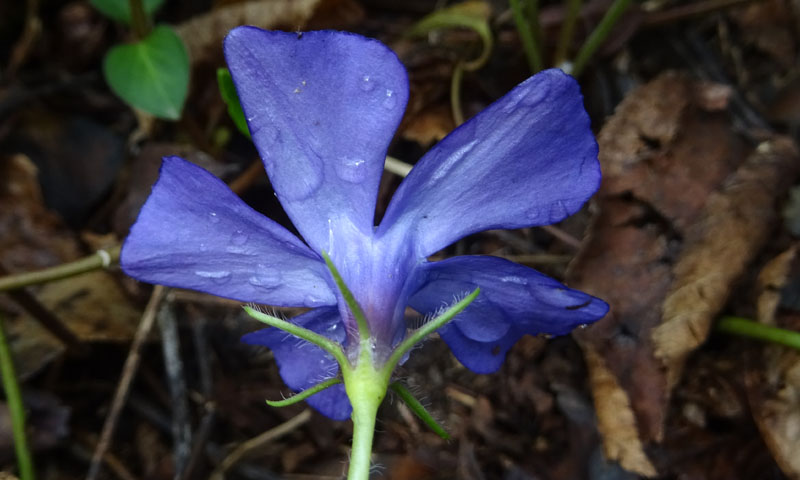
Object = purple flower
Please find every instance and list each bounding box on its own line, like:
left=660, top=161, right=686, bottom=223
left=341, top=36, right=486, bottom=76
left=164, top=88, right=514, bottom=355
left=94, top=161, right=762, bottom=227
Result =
left=121, top=27, right=608, bottom=421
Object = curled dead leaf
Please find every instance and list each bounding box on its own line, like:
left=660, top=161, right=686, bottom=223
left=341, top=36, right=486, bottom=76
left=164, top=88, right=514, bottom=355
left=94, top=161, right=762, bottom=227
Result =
left=653, top=137, right=800, bottom=388
left=568, top=72, right=800, bottom=477
left=746, top=245, right=800, bottom=479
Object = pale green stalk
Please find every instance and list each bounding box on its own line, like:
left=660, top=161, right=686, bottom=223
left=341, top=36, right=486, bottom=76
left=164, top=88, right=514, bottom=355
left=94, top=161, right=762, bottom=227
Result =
left=0, top=314, right=35, bottom=480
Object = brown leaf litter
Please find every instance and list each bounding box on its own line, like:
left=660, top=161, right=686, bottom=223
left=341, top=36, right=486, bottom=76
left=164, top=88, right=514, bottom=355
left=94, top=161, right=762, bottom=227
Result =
left=745, top=245, right=800, bottom=479
left=566, top=71, right=800, bottom=476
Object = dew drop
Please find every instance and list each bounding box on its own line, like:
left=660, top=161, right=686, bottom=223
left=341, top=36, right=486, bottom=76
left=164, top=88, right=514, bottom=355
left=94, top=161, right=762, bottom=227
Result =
left=230, top=230, right=248, bottom=246
left=208, top=212, right=220, bottom=224
left=195, top=270, right=231, bottom=285
left=360, top=75, right=375, bottom=92
left=382, top=89, right=397, bottom=110
left=334, top=157, right=368, bottom=184
left=500, top=275, right=526, bottom=285
left=304, top=293, right=323, bottom=306
left=248, top=265, right=282, bottom=289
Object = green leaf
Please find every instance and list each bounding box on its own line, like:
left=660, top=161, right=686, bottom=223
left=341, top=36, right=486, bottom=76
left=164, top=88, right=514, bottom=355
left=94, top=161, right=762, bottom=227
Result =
left=216, top=68, right=251, bottom=138
left=406, top=0, right=493, bottom=71
left=103, top=25, right=189, bottom=120
left=90, top=0, right=165, bottom=24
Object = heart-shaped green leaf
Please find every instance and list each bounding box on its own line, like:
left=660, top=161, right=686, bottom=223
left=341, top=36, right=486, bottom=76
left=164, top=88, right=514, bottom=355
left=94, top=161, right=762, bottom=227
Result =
left=90, top=0, right=165, bottom=24
left=103, top=25, right=189, bottom=120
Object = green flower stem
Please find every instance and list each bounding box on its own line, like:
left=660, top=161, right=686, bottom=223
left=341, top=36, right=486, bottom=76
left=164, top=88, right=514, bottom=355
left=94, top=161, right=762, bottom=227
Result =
left=390, top=382, right=450, bottom=439
left=243, top=306, right=348, bottom=367
left=266, top=378, right=342, bottom=407
left=0, top=245, right=120, bottom=292
left=554, top=0, right=583, bottom=67
left=716, top=316, right=800, bottom=351
left=510, top=0, right=543, bottom=73
left=0, top=314, right=35, bottom=480
left=570, top=0, right=632, bottom=76
left=322, top=251, right=371, bottom=344
left=128, top=0, right=150, bottom=40
left=385, top=288, right=480, bottom=374
left=343, top=355, right=390, bottom=480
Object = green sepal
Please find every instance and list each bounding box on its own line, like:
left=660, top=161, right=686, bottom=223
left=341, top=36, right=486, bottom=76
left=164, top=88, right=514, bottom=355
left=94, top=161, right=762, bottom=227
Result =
left=321, top=251, right=371, bottom=343
left=266, top=378, right=343, bottom=408
left=391, top=382, right=450, bottom=440
left=243, top=306, right=348, bottom=368
left=103, top=25, right=189, bottom=120
left=385, top=288, right=480, bottom=373
left=216, top=68, right=251, bottom=138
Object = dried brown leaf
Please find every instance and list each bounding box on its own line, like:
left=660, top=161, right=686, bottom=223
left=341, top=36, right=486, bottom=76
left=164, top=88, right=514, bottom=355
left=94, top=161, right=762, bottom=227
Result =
left=583, top=346, right=657, bottom=476
left=567, top=73, right=800, bottom=476
left=175, top=0, right=323, bottom=65
left=746, top=245, right=800, bottom=479
left=654, top=137, right=800, bottom=388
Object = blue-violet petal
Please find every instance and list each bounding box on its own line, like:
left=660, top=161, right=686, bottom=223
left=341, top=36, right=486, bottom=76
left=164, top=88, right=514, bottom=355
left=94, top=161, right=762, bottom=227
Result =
left=379, top=69, right=600, bottom=257
left=242, top=307, right=352, bottom=420
left=121, top=156, right=336, bottom=308
left=224, top=27, right=409, bottom=253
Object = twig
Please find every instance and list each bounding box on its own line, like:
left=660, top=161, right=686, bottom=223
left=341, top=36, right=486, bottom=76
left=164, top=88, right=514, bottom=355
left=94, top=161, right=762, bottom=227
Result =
left=86, top=285, right=167, bottom=480
left=0, top=313, right=35, bottom=480
left=156, top=302, right=192, bottom=476
left=642, top=0, right=753, bottom=28
left=209, top=409, right=313, bottom=480
left=540, top=225, right=582, bottom=250
left=179, top=406, right=216, bottom=480
left=0, top=246, right=121, bottom=292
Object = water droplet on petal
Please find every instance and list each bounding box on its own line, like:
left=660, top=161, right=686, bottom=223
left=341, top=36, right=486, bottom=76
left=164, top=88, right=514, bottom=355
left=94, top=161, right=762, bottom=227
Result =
left=195, top=270, right=231, bottom=285
left=382, top=89, right=397, bottom=110
left=334, top=157, right=368, bottom=184
left=248, top=265, right=282, bottom=289
left=360, top=75, right=375, bottom=92
left=304, top=293, right=324, bottom=306
left=208, top=212, right=220, bottom=224
left=500, top=275, right=526, bottom=285
left=230, top=230, right=248, bottom=246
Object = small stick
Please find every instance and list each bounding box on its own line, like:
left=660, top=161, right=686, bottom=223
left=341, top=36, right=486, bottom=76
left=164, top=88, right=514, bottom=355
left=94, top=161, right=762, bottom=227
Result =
left=156, top=302, right=192, bottom=476
left=86, top=285, right=167, bottom=480
left=209, top=409, right=312, bottom=480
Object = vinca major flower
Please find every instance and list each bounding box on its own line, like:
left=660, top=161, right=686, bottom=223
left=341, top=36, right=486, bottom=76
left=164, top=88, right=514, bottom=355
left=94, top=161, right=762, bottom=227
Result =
left=121, top=27, right=608, bottom=424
